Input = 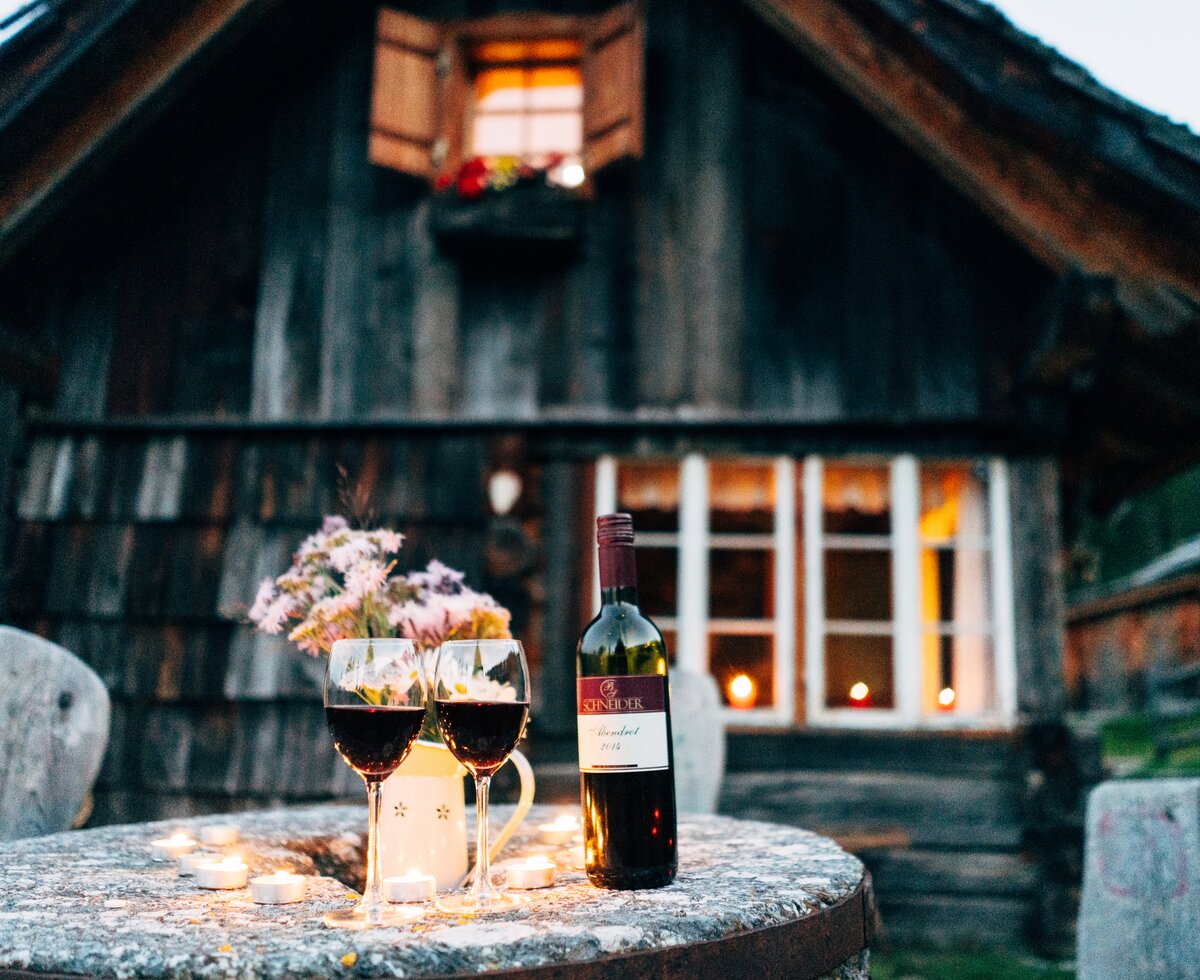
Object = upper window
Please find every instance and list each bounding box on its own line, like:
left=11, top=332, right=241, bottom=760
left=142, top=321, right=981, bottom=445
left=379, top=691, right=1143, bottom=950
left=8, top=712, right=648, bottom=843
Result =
left=368, top=4, right=644, bottom=186
left=594, top=454, right=1015, bottom=729
left=469, top=40, right=583, bottom=184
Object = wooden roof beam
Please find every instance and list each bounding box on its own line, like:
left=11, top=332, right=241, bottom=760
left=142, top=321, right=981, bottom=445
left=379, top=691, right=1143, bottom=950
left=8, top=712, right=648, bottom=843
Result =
left=744, top=0, right=1200, bottom=310
left=0, top=0, right=273, bottom=267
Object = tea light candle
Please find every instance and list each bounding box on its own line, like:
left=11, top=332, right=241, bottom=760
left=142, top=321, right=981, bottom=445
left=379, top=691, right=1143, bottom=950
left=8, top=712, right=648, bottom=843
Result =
left=506, top=856, right=556, bottom=890
left=383, top=871, right=435, bottom=903
left=249, top=870, right=307, bottom=905
left=150, top=833, right=198, bottom=862
left=194, top=856, right=249, bottom=890
left=537, top=814, right=580, bottom=846
left=572, top=844, right=586, bottom=870
left=199, top=824, right=240, bottom=847
left=178, top=850, right=219, bottom=876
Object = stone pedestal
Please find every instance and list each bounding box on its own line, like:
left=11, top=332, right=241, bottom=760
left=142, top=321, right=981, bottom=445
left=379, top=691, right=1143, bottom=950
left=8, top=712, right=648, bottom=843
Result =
left=1078, top=779, right=1200, bottom=980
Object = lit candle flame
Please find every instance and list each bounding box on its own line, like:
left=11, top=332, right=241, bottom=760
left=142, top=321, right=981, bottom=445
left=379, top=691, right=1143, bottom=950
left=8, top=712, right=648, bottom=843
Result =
left=727, top=673, right=756, bottom=709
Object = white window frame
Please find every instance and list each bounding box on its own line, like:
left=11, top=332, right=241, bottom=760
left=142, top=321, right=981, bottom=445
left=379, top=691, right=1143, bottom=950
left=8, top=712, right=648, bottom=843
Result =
left=804, top=454, right=1017, bottom=729
left=594, top=454, right=795, bottom=726
left=596, top=453, right=1017, bottom=730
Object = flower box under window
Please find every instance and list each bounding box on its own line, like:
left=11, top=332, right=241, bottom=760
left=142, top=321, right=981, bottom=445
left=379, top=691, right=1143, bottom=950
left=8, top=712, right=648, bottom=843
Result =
left=430, top=180, right=585, bottom=253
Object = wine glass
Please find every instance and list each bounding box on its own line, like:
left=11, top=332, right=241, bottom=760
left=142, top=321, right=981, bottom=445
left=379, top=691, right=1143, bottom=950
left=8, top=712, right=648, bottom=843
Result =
left=324, top=637, right=427, bottom=929
left=433, top=639, right=530, bottom=914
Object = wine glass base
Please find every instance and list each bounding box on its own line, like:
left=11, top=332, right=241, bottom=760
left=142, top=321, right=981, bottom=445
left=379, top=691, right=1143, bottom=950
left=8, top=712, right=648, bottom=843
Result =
left=435, top=892, right=524, bottom=915
left=322, top=904, right=424, bottom=930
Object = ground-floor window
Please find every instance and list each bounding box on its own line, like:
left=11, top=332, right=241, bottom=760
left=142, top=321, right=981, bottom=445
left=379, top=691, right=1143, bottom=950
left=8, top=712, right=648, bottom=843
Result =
left=592, top=454, right=1016, bottom=728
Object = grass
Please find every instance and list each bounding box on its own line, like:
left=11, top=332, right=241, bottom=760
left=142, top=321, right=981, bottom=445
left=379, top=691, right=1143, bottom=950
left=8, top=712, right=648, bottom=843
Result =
left=871, top=950, right=1075, bottom=980
left=1099, top=711, right=1200, bottom=777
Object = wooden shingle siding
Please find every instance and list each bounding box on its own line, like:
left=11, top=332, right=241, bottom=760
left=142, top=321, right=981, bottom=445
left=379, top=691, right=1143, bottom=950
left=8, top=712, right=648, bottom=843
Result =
left=4, top=429, right=517, bottom=819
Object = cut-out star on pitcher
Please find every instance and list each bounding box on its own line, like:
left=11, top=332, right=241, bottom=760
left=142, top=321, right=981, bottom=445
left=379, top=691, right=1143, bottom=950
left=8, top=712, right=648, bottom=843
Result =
left=393, top=802, right=407, bottom=817
left=436, top=805, right=450, bottom=821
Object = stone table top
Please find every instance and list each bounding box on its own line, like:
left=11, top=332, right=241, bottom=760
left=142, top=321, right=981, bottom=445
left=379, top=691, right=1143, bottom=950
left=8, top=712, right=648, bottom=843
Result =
left=0, top=804, right=871, bottom=979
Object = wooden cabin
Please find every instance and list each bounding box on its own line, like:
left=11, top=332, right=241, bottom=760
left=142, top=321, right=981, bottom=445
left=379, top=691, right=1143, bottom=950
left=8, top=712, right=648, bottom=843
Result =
left=2, top=0, right=1199, bottom=952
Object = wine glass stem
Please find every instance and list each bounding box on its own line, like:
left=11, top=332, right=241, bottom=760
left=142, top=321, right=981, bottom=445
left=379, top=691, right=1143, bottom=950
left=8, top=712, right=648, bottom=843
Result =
left=362, top=776, right=386, bottom=922
left=470, top=774, right=499, bottom=901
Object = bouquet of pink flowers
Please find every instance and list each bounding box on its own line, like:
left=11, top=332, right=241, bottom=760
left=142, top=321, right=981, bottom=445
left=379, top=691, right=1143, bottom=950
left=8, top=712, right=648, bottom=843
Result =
left=248, top=515, right=511, bottom=656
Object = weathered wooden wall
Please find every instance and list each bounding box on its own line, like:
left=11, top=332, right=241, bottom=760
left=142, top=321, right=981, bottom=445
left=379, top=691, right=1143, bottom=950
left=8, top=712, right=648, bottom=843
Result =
left=0, top=0, right=1052, bottom=426
left=7, top=428, right=552, bottom=823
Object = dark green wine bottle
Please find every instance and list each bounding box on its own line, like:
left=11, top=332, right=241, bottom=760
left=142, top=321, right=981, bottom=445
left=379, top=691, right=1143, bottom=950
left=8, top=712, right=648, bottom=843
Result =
left=576, top=512, right=677, bottom=889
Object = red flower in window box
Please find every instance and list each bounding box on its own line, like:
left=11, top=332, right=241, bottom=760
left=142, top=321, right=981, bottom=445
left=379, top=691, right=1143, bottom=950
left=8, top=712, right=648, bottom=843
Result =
left=434, top=172, right=454, bottom=191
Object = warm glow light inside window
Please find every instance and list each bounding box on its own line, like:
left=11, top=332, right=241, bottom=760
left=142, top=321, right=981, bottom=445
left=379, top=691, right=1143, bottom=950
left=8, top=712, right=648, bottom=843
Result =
left=848, top=682, right=870, bottom=703
left=471, top=40, right=583, bottom=180
left=727, top=673, right=756, bottom=709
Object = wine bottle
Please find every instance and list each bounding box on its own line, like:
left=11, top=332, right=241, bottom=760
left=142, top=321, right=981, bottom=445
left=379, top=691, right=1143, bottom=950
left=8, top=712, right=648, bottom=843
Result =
left=576, top=512, right=678, bottom=889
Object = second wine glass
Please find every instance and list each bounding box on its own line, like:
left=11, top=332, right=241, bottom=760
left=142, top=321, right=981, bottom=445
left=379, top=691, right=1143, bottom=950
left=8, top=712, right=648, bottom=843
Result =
left=433, top=639, right=530, bottom=914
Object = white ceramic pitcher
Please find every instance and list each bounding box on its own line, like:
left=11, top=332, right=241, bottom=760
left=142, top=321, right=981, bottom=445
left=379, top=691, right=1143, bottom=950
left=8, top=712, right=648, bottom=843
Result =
left=378, top=740, right=535, bottom=891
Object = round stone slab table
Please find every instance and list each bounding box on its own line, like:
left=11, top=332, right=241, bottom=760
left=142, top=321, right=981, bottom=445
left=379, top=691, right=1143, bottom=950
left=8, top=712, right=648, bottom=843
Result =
left=0, top=804, right=873, bottom=980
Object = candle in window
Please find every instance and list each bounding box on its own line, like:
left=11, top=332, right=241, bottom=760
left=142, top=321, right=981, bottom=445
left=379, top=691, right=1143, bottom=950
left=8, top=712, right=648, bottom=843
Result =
left=938, top=687, right=956, bottom=711
left=848, top=682, right=871, bottom=708
left=727, top=673, right=756, bottom=710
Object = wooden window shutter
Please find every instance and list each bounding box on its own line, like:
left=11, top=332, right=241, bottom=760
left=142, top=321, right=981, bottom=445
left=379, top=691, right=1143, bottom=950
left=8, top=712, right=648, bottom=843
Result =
left=369, top=9, right=454, bottom=180
left=581, top=1, right=645, bottom=175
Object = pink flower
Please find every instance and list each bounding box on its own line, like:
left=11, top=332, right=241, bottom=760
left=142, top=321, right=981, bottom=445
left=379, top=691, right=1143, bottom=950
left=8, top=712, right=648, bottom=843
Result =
left=329, top=536, right=373, bottom=573
left=373, top=529, right=403, bottom=554
left=322, top=515, right=349, bottom=534
left=344, top=560, right=389, bottom=599
left=257, top=594, right=296, bottom=634
left=248, top=578, right=276, bottom=623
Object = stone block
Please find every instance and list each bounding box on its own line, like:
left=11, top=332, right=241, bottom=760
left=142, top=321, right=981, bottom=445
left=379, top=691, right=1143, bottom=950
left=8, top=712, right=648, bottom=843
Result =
left=1079, top=778, right=1200, bottom=980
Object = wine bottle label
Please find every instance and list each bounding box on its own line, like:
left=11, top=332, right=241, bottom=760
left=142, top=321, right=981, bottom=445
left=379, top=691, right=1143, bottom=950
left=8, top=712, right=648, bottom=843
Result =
left=576, top=675, right=670, bottom=773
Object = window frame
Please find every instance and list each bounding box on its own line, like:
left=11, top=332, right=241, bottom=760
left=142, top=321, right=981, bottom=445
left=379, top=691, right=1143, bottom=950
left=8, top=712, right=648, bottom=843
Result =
left=594, top=453, right=1017, bottom=730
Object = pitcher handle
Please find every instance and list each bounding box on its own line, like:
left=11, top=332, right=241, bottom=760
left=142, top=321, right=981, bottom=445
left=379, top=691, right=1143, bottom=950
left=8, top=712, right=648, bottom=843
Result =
left=488, top=748, right=535, bottom=861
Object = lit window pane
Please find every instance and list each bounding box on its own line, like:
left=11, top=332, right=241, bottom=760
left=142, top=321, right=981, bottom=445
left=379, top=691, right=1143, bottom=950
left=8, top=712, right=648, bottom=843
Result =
left=825, top=634, right=894, bottom=709
left=617, top=462, right=679, bottom=531
left=920, top=547, right=990, bottom=628
left=710, top=461, right=774, bottom=533
left=528, top=112, right=583, bottom=154
left=710, top=549, right=773, bottom=619
left=528, top=67, right=583, bottom=109
left=634, top=547, right=677, bottom=617
left=472, top=113, right=524, bottom=156
left=922, top=631, right=993, bottom=715
left=475, top=68, right=527, bottom=111
left=711, top=634, right=775, bottom=708
left=920, top=462, right=988, bottom=540
left=825, top=549, right=891, bottom=621
left=824, top=465, right=890, bottom=534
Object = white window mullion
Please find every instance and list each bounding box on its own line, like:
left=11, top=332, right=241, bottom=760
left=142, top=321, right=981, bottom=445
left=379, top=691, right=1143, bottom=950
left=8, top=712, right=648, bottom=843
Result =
left=803, top=456, right=824, bottom=723
left=892, top=455, right=921, bottom=725
left=677, top=454, right=709, bottom=676
left=592, top=456, right=618, bottom=613
left=773, top=457, right=796, bottom=724
left=988, top=458, right=1017, bottom=724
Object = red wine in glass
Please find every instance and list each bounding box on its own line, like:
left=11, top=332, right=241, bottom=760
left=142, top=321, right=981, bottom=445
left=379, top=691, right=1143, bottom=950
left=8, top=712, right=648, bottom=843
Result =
left=326, top=705, right=427, bottom=778
left=322, top=637, right=427, bottom=930
left=434, top=700, right=529, bottom=777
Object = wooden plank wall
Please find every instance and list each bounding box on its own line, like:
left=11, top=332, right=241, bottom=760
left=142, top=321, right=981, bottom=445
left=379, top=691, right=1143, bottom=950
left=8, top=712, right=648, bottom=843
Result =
left=6, top=429, right=554, bottom=824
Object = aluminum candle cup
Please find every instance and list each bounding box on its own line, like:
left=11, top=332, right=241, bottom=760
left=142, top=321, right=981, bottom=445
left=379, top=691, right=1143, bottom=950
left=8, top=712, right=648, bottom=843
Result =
left=249, top=871, right=307, bottom=904
left=537, top=815, right=580, bottom=846
left=194, top=857, right=249, bottom=890
left=178, top=850, right=219, bottom=876
left=199, top=824, right=240, bottom=847
left=383, top=872, right=436, bottom=903
left=150, top=834, right=198, bottom=862
left=506, top=857, right=556, bottom=890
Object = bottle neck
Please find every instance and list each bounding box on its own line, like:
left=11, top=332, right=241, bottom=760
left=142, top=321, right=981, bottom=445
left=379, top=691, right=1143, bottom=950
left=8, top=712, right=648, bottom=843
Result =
left=598, top=543, right=638, bottom=607
left=600, top=585, right=639, bottom=606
